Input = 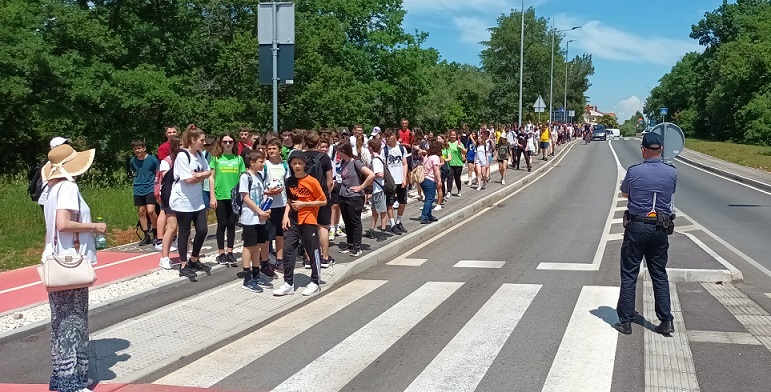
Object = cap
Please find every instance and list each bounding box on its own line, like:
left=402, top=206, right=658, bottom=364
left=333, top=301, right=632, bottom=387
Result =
left=287, top=150, right=306, bottom=163
left=641, top=132, right=663, bottom=150
left=49, top=137, right=71, bottom=149
left=372, top=126, right=381, bottom=135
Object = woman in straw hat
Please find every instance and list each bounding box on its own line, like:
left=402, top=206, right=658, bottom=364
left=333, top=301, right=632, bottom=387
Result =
left=41, top=144, right=107, bottom=392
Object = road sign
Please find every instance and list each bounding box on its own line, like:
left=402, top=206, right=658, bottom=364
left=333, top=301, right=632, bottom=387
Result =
left=258, top=2, right=296, bottom=133
left=568, top=110, right=575, bottom=117
left=649, top=122, right=685, bottom=163
left=660, top=107, right=668, bottom=116
left=533, top=95, right=546, bottom=113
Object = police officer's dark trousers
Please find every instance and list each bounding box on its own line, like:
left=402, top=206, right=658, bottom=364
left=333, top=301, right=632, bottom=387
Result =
left=617, top=220, right=673, bottom=324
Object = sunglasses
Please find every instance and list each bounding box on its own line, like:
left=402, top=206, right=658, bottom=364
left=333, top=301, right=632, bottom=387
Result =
left=222, top=140, right=234, bottom=144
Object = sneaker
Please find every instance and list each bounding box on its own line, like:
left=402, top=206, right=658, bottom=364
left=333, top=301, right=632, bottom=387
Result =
left=216, top=253, right=229, bottom=265
left=336, top=227, right=346, bottom=237
left=321, top=257, right=336, bottom=268
left=391, top=225, right=403, bottom=235
left=303, top=282, right=321, bottom=296
left=396, top=223, right=408, bottom=233
left=153, top=240, right=162, bottom=251
left=254, top=275, right=274, bottom=288
left=178, top=265, right=197, bottom=278
left=75, top=389, right=93, bottom=392
left=350, top=247, right=363, bottom=257
left=339, top=244, right=350, bottom=253
left=501, top=179, right=506, bottom=185
left=275, top=260, right=285, bottom=274
left=445, top=193, right=451, bottom=199
left=420, top=219, right=431, bottom=224
left=188, top=260, right=211, bottom=274
left=477, top=185, right=482, bottom=191
left=226, top=252, right=238, bottom=267
left=364, top=229, right=376, bottom=239
left=138, top=235, right=153, bottom=246
left=273, top=282, right=295, bottom=296
left=304, top=260, right=311, bottom=269
left=260, top=263, right=277, bottom=278
left=456, top=192, right=462, bottom=197
left=242, top=280, right=263, bottom=293
left=159, top=257, right=173, bottom=270
left=434, top=205, right=443, bottom=211
left=329, top=230, right=336, bottom=241
left=429, top=216, right=439, bottom=222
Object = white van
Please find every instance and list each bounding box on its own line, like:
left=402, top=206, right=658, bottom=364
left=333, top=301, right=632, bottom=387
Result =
left=606, top=128, right=620, bottom=138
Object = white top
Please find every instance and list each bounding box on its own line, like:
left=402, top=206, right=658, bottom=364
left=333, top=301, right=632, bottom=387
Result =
left=350, top=135, right=369, bottom=147
left=239, top=172, right=266, bottom=225
left=385, top=144, right=406, bottom=185
left=354, top=145, right=372, bottom=166
left=371, top=156, right=385, bottom=194
left=263, top=160, right=289, bottom=207
left=37, top=183, right=49, bottom=206
left=42, top=181, right=97, bottom=264
left=170, top=149, right=210, bottom=212
left=159, top=159, right=171, bottom=173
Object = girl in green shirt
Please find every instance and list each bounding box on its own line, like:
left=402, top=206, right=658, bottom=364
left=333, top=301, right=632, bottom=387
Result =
left=209, top=132, right=246, bottom=266
left=446, top=130, right=466, bottom=197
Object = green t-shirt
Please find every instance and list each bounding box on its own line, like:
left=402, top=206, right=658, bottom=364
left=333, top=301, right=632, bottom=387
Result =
left=448, top=141, right=464, bottom=167
left=210, top=153, right=245, bottom=200
left=281, top=145, right=292, bottom=161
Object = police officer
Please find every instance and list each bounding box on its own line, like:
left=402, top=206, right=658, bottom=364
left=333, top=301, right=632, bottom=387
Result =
left=614, top=132, right=677, bottom=335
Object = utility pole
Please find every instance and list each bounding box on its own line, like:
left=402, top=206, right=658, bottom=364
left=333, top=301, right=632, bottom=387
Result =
left=518, top=0, right=525, bottom=127
left=550, top=24, right=582, bottom=124
left=564, top=39, right=575, bottom=124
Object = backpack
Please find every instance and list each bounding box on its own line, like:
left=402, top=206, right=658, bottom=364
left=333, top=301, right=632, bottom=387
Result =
left=231, top=172, right=253, bottom=216
left=159, top=157, right=175, bottom=207
left=304, top=152, right=328, bottom=194
left=497, top=143, right=509, bottom=159
left=372, top=156, right=396, bottom=195
left=410, top=165, right=425, bottom=184
left=27, top=161, right=45, bottom=201
left=153, top=156, right=170, bottom=204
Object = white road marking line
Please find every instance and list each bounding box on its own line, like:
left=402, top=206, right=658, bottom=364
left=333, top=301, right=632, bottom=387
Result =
left=702, top=283, right=771, bottom=353
left=272, top=281, right=464, bottom=392
left=681, top=232, right=743, bottom=277
left=675, top=157, right=771, bottom=197
left=537, top=141, right=623, bottom=271
left=453, top=260, right=506, bottom=269
left=405, top=284, right=541, bottom=392
left=614, top=206, right=626, bottom=212
left=611, top=218, right=622, bottom=224
left=766, top=293, right=771, bottom=299
left=644, top=280, right=699, bottom=391
left=541, top=286, right=620, bottom=392
left=386, top=258, right=428, bottom=266
left=607, top=233, right=624, bottom=241
left=152, top=279, right=388, bottom=387
left=687, top=330, right=762, bottom=345
left=674, top=224, right=697, bottom=233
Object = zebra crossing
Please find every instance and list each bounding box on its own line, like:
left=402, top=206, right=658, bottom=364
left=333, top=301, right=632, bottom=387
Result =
left=148, top=275, right=757, bottom=392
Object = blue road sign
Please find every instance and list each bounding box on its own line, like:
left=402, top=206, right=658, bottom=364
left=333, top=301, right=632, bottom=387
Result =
left=660, top=107, right=668, bottom=116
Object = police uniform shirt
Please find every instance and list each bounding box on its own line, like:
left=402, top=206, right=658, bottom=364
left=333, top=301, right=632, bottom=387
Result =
left=620, top=158, right=677, bottom=216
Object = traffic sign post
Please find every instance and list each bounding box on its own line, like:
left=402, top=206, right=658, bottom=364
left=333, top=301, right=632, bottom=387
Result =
left=258, top=2, right=295, bottom=133
left=660, top=107, right=668, bottom=123
left=534, top=95, right=546, bottom=122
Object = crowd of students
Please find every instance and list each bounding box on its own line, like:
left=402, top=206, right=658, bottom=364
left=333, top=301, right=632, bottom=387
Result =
left=125, top=119, right=584, bottom=296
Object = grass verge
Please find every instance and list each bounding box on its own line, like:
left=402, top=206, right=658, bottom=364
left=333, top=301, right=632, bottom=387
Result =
left=685, top=139, right=771, bottom=172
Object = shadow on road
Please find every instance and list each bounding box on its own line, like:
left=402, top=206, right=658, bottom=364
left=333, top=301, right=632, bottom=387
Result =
left=89, top=337, right=131, bottom=383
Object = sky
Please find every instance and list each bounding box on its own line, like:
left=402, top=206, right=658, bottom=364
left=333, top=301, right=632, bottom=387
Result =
left=401, top=0, right=725, bottom=123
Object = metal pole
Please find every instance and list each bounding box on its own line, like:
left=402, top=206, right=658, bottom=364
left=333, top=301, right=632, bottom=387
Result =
left=517, top=0, right=524, bottom=127
left=564, top=40, right=573, bottom=124
left=271, top=2, right=279, bottom=133
left=549, top=18, right=554, bottom=124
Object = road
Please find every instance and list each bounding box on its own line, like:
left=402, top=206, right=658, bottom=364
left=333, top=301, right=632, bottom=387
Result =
left=2, top=139, right=771, bottom=392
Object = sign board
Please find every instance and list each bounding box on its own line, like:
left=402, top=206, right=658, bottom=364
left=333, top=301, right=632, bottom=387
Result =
left=258, top=3, right=295, bottom=44
left=660, top=107, right=668, bottom=116
left=533, top=95, right=546, bottom=113
left=649, top=122, right=685, bottom=163
left=568, top=110, right=575, bottom=117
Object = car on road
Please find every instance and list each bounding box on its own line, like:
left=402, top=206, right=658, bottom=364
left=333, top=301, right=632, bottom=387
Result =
left=592, top=125, right=607, bottom=141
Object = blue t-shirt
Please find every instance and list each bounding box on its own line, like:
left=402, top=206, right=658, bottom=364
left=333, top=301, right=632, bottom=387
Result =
left=130, top=155, right=160, bottom=196
left=621, top=158, right=677, bottom=216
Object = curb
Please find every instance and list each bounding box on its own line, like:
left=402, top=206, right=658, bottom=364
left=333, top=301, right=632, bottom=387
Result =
left=643, top=267, right=742, bottom=284
left=676, top=153, right=771, bottom=193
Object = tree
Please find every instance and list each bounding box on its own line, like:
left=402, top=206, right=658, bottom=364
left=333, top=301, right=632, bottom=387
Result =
left=597, top=114, right=619, bottom=129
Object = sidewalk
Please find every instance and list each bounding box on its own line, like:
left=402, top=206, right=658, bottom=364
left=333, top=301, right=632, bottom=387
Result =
left=678, top=148, right=771, bottom=192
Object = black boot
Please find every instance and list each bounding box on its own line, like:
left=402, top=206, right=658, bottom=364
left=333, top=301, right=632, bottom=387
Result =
left=654, top=320, right=674, bottom=335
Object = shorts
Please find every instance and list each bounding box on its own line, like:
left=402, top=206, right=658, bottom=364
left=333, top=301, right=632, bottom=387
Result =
left=329, top=183, right=341, bottom=205
left=267, top=206, right=285, bottom=238
left=242, top=224, right=268, bottom=247
left=540, top=142, right=550, bottom=150
left=317, top=202, right=332, bottom=226
left=387, top=185, right=408, bottom=206
left=162, top=207, right=176, bottom=216
left=202, top=190, right=210, bottom=211
left=134, top=193, right=155, bottom=207
left=370, top=192, right=387, bottom=214
left=475, top=157, right=488, bottom=167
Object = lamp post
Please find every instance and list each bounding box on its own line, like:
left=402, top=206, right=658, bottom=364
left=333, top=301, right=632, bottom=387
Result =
left=517, top=0, right=525, bottom=128
left=550, top=23, right=581, bottom=124
left=563, top=39, right=575, bottom=124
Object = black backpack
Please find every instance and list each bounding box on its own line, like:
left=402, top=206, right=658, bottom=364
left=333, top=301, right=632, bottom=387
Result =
left=27, top=161, right=45, bottom=201
left=372, top=156, right=396, bottom=195
left=304, top=152, right=328, bottom=194
left=159, top=157, right=176, bottom=207
left=231, top=172, right=253, bottom=216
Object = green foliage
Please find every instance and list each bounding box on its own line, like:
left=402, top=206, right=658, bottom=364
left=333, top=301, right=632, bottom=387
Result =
left=646, top=0, right=771, bottom=146
left=597, top=114, right=619, bottom=129
left=620, top=111, right=645, bottom=136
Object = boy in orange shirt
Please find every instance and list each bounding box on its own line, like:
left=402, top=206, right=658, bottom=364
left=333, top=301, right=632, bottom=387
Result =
left=273, top=150, right=328, bottom=297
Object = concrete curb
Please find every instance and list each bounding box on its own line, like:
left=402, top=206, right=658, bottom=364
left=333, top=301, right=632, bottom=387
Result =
left=642, top=267, right=742, bottom=284
left=676, top=153, right=771, bottom=193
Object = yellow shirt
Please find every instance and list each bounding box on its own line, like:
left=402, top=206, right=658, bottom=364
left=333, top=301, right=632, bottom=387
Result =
left=539, top=129, right=551, bottom=142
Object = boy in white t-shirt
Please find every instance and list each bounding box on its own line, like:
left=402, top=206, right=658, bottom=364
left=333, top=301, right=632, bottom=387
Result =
left=365, top=139, right=388, bottom=240
left=239, top=150, right=273, bottom=293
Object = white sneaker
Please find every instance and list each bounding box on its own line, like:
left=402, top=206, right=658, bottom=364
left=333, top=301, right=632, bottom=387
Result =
left=159, top=257, right=173, bottom=270
left=445, top=193, right=451, bottom=199
left=433, top=205, right=443, bottom=211
left=477, top=185, right=482, bottom=191
left=501, top=179, right=506, bottom=185
left=154, top=241, right=162, bottom=251
left=273, top=282, right=295, bottom=296
left=303, top=282, right=321, bottom=296
left=76, top=388, right=93, bottom=392
left=329, top=231, right=336, bottom=241
left=457, top=192, right=462, bottom=197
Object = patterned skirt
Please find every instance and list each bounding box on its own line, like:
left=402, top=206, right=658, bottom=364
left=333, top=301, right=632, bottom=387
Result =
left=48, top=287, right=89, bottom=392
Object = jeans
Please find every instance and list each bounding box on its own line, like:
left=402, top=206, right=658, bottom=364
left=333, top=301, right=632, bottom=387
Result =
left=617, top=221, right=672, bottom=324
left=420, top=179, right=437, bottom=220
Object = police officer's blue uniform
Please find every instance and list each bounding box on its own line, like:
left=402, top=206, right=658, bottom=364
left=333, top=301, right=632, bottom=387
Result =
left=615, top=133, right=677, bottom=335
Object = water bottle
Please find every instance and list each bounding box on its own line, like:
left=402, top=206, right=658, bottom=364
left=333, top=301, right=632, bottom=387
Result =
left=95, top=216, right=107, bottom=250
left=260, top=197, right=274, bottom=212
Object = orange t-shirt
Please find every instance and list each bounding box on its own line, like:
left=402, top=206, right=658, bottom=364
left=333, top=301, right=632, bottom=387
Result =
left=285, top=174, right=326, bottom=225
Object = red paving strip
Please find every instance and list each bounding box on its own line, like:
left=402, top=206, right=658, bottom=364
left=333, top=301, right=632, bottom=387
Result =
left=0, top=251, right=167, bottom=315
left=0, top=384, right=244, bottom=392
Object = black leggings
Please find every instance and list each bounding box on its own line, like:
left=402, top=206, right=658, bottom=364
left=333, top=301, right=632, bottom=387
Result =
left=215, top=199, right=236, bottom=250
left=339, top=196, right=364, bottom=248
left=176, top=209, right=208, bottom=262
left=447, top=165, right=463, bottom=194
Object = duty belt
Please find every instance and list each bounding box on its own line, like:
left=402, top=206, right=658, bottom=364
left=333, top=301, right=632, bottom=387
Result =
left=629, top=215, right=658, bottom=224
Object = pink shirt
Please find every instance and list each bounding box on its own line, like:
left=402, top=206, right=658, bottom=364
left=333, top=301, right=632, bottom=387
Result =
left=423, top=155, right=440, bottom=182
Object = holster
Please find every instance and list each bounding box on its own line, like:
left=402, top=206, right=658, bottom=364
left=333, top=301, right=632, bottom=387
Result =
left=657, top=213, right=676, bottom=235
left=623, top=210, right=630, bottom=229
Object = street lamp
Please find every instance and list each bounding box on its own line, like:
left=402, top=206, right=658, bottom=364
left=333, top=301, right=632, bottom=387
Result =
left=549, top=23, right=581, bottom=124
left=517, top=0, right=525, bottom=127
left=564, top=39, right=575, bottom=124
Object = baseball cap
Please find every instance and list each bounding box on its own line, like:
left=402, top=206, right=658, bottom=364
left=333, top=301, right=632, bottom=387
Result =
left=641, top=133, right=663, bottom=150
left=287, top=150, right=306, bottom=164
left=372, top=126, right=381, bottom=135
left=49, top=137, right=71, bottom=149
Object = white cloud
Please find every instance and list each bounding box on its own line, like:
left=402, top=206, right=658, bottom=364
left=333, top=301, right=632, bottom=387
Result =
left=452, top=17, right=491, bottom=44
left=614, top=96, right=644, bottom=122
left=554, top=14, right=701, bottom=65
left=403, top=0, right=547, bottom=14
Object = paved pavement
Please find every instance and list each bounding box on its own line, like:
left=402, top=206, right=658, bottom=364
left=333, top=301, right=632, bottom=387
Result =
left=2, top=138, right=771, bottom=391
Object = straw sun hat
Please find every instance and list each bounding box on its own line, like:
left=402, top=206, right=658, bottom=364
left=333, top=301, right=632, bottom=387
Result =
left=41, top=144, right=96, bottom=182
